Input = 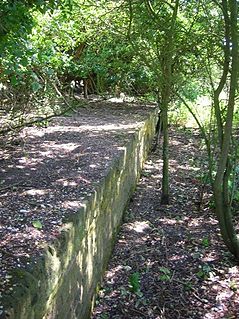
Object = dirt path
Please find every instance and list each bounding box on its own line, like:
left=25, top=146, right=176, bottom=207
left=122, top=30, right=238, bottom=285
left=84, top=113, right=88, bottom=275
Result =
left=92, top=129, right=239, bottom=319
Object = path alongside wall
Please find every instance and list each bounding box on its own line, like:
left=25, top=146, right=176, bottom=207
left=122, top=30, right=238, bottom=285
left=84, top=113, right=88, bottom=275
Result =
left=2, top=103, right=157, bottom=319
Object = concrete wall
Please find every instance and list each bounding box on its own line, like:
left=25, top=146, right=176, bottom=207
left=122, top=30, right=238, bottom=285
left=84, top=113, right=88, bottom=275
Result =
left=3, top=107, right=157, bottom=319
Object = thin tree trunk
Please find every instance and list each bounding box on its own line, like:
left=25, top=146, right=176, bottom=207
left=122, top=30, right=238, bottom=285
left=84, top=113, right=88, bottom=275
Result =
left=213, top=0, right=239, bottom=259
left=213, top=0, right=231, bottom=149
left=160, top=0, right=179, bottom=204
left=161, top=98, right=169, bottom=204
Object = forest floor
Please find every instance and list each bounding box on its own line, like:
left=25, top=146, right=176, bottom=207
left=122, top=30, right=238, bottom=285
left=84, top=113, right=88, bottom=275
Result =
left=92, top=128, right=239, bottom=319
left=1, top=100, right=239, bottom=318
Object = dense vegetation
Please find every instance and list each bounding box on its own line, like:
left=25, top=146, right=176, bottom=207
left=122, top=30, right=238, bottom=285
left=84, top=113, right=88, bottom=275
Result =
left=0, top=0, right=238, bottom=258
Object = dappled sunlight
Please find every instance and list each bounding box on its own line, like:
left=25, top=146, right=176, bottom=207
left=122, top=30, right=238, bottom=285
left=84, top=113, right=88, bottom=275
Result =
left=170, top=139, right=184, bottom=146
left=151, top=173, right=162, bottom=179
left=64, top=201, right=86, bottom=213
left=43, top=142, right=79, bottom=152
left=55, top=179, right=78, bottom=187
left=0, top=149, right=11, bottom=161
left=168, top=254, right=187, bottom=261
left=22, top=188, right=49, bottom=196
left=13, top=143, right=83, bottom=170
left=105, top=265, right=125, bottom=282
left=0, top=78, right=158, bottom=316
left=1, top=225, right=45, bottom=258
left=126, top=221, right=152, bottom=233
left=117, top=146, right=127, bottom=152
left=18, top=156, right=45, bottom=166
left=177, top=164, right=200, bottom=172
left=54, top=176, right=90, bottom=187
left=2, top=226, right=43, bottom=242
left=187, top=217, right=207, bottom=227
left=78, top=122, right=143, bottom=133
left=228, top=266, right=239, bottom=275
left=25, top=120, right=144, bottom=140
left=7, top=115, right=146, bottom=185
left=157, top=217, right=178, bottom=225
left=201, top=251, right=223, bottom=262
left=187, top=216, right=218, bottom=228
left=93, top=126, right=239, bottom=318
left=170, top=159, right=201, bottom=174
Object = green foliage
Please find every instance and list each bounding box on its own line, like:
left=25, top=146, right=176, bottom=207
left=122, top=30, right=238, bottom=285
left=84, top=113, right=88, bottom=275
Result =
left=0, top=0, right=235, bottom=125
left=201, top=237, right=210, bottom=248
left=183, top=281, right=193, bottom=291
left=169, top=105, right=189, bottom=127
left=129, top=272, right=141, bottom=294
left=228, top=164, right=239, bottom=205
left=229, top=280, right=238, bottom=292
left=159, top=267, right=172, bottom=282
left=32, top=220, right=43, bottom=229
left=196, top=264, right=214, bottom=280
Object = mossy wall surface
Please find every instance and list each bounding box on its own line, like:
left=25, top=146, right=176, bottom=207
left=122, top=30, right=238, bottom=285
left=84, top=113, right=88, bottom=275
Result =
left=2, top=107, right=157, bottom=319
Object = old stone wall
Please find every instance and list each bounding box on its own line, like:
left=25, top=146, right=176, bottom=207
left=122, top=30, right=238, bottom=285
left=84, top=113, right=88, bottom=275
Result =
left=3, top=107, right=157, bottom=319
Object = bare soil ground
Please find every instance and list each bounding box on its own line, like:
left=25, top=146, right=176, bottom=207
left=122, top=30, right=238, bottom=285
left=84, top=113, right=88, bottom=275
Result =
left=92, top=129, right=239, bottom=319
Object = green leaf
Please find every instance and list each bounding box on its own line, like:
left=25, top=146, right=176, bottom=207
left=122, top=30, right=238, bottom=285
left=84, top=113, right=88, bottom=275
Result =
left=10, top=75, right=18, bottom=86
left=20, top=56, right=29, bottom=67
left=159, top=267, right=171, bottom=281
left=159, top=274, right=171, bottom=281
left=201, top=237, right=210, bottom=247
left=135, top=290, right=143, bottom=298
left=31, top=81, right=41, bottom=92
left=32, top=220, right=43, bottom=229
left=159, top=267, right=171, bottom=275
left=129, top=272, right=141, bottom=293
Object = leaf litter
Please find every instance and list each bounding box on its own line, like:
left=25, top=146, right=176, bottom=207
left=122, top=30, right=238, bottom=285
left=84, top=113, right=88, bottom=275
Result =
left=92, top=128, right=239, bottom=319
left=0, top=100, right=155, bottom=314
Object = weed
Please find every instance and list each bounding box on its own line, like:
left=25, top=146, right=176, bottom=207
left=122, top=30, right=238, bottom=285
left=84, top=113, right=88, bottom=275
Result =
left=120, top=286, right=129, bottom=297
left=159, top=267, right=172, bottom=282
left=183, top=281, right=193, bottom=291
left=208, top=200, right=215, bottom=209
left=129, top=272, right=141, bottom=294
left=141, top=171, right=151, bottom=177
left=35, top=118, right=49, bottom=128
left=135, top=296, right=147, bottom=308
left=32, top=220, right=43, bottom=229
left=229, top=280, right=238, bottom=292
left=196, top=264, right=213, bottom=280
left=201, top=237, right=210, bottom=248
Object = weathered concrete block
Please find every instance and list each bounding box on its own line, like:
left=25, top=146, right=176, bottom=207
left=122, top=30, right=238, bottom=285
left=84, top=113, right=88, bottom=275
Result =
left=2, top=106, right=157, bottom=319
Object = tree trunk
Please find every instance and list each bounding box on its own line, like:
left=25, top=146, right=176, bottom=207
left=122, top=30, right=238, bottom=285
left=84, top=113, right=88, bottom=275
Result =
left=212, top=0, right=231, bottom=149
left=161, top=98, right=169, bottom=204
left=83, top=79, right=88, bottom=99
left=160, top=0, right=179, bottom=204
left=213, top=0, right=239, bottom=259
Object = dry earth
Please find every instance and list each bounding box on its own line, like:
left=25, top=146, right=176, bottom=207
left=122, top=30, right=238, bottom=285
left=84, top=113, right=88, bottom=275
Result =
left=92, top=129, right=239, bottom=319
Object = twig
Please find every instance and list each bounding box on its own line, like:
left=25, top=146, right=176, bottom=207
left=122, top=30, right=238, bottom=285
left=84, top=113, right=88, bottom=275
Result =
left=0, top=248, right=15, bottom=257
left=0, top=181, right=22, bottom=192
left=129, top=307, right=147, bottom=317
left=192, top=292, right=209, bottom=304
left=0, top=82, right=84, bottom=135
